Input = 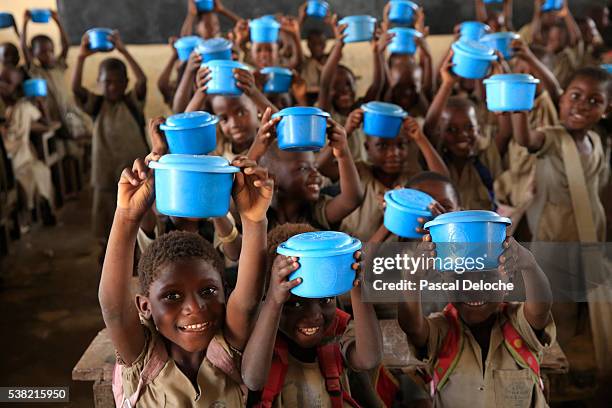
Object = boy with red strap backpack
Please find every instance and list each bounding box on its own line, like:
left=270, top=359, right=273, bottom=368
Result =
left=399, top=235, right=556, bottom=408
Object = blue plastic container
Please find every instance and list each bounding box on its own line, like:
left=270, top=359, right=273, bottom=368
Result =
left=30, top=9, right=51, bottom=23
left=451, top=40, right=497, bottom=79
left=159, top=112, right=218, bottom=155
left=174, top=36, right=203, bottom=62
left=484, top=0, right=503, bottom=3
left=272, top=107, right=330, bottom=151
left=484, top=74, right=539, bottom=112
left=388, top=0, right=419, bottom=25
left=424, top=210, right=511, bottom=272
left=541, top=0, right=563, bottom=12
left=149, top=155, right=239, bottom=218
left=460, top=21, right=490, bottom=42
left=250, top=17, right=281, bottom=44
left=338, top=15, right=376, bottom=43
left=196, top=38, right=232, bottom=63
left=480, top=32, right=520, bottom=59
left=601, top=64, right=612, bottom=74
left=261, top=66, right=293, bottom=94
left=362, top=102, right=407, bottom=138
left=384, top=189, right=434, bottom=239
left=87, top=28, right=114, bottom=52
left=23, top=79, right=47, bottom=97
left=277, top=231, right=362, bottom=298
left=203, top=59, right=249, bottom=95
left=0, top=13, right=14, bottom=28
left=195, top=0, right=215, bottom=12
left=307, top=0, right=329, bottom=19
left=388, top=27, right=423, bottom=55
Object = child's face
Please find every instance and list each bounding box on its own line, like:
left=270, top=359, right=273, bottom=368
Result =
left=251, top=42, right=279, bottom=69
left=390, top=69, right=422, bottom=111
left=364, top=134, right=410, bottom=176
left=33, top=39, right=55, bottom=68
left=0, top=44, right=19, bottom=67
left=578, top=18, right=599, bottom=45
left=0, top=66, right=20, bottom=99
left=274, top=151, right=323, bottom=202
left=307, top=33, right=327, bottom=61
left=446, top=271, right=506, bottom=326
left=278, top=31, right=296, bottom=67
left=331, top=68, right=356, bottom=111
left=98, top=69, right=128, bottom=102
left=279, top=295, right=336, bottom=349
left=440, top=106, right=480, bottom=159
left=546, top=26, right=568, bottom=54
left=559, top=76, right=610, bottom=132
left=540, top=11, right=558, bottom=28
left=410, top=180, right=460, bottom=213
left=211, top=95, right=259, bottom=153
left=196, top=12, right=220, bottom=39
left=138, top=258, right=226, bottom=353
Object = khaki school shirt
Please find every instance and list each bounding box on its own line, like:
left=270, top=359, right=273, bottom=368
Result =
left=301, top=57, right=323, bottom=94
left=420, top=303, right=555, bottom=408
left=3, top=99, right=41, bottom=169
left=448, top=137, right=503, bottom=211
left=29, top=59, right=71, bottom=123
left=120, top=324, right=245, bottom=407
left=340, top=161, right=416, bottom=242
left=77, top=90, right=149, bottom=188
left=552, top=46, right=580, bottom=87
left=529, top=126, right=607, bottom=242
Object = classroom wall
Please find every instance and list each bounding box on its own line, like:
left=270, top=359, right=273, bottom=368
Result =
left=1, top=0, right=453, bottom=120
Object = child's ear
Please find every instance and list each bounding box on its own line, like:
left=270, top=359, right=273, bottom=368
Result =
left=135, top=294, right=152, bottom=320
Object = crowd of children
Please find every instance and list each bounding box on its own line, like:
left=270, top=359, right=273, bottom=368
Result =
left=1, top=0, right=611, bottom=406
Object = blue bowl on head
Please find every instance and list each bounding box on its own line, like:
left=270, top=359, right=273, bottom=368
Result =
left=196, top=38, right=232, bottom=63
left=388, top=0, right=419, bottom=25
left=261, top=66, right=293, bottom=94
left=388, top=27, right=423, bottom=55
left=484, top=0, right=503, bottom=3
left=0, top=13, right=14, bottom=28
left=250, top=17, right=281, bottom=44
left=480, top=32, right=520, bottom=60
left=203, top=59, right=249, bottom=95
left=425, top=210, right=511, bottom=272
left=460, top=21, right=490, bottom=42
left=23, top=78, right=47, bottom=97
left=175, top=36, right=204, bottom=62
left=87, top=28, right=114, bottom=52
left=277, top=231, right=362, bottom=298
left=451, top=40, right=497, bottom=79
left=338, top=15, right=376, bottom=43
left=541, top=0, right=563, bottom=12
left=484, top=74, right=540, bottom=112
left=30, top=9, right=51, bottom=23
left=362, top=102, right=407, bottom=138
left=149, top=155, right=239, bottom=218
left=159, top=112, right=219, bottom=155
left=601, top=64, right=612, bottom=74
left=195, top=0, right=215, bottom=12
left=384, top=189, right=434, bottom=239
left=272, top=107, right=330, bottom=151
left=307, top=0, right=329, bottom=19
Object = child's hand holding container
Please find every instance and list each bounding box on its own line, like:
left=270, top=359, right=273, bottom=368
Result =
left=85, top=28, right=114, bottom=52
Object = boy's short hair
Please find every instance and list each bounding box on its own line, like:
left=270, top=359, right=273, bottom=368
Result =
left=307, top=29, right=325, bottom=40
left=446, top=95, right=477, bottom=112
left=99, top=58, right=128, bottom=79
left=266, top=223, right=317, bottom=271
left=567, top=66, right=612, bottom=97
left=138, top=231, right=224, bottom=295
left=406, top=171, right=462, bottom=206
left=31, top=35, right=53, bottom=50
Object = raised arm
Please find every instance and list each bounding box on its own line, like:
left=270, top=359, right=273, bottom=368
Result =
left=280, top=17, right=304, bottom=71
left=72, top=33, right=95, bottom=106
left=503, top=0, right=514, bottom=31
left=317, top=16, right=346, bottom=112
left=557, top=0, right=582, bottom=47
left=111, top=31, right=147, bottom=100
left=531, top=0, right=544, bottom=45
left=424, top=50, right=456, bottom=140
left=362, top=29, right=392, bottom=103
left=510, top=111, right=545, bottom=152
left=51, top=10, right=70, bottom=61
left=173, top=51, right=202, bottom=113
left=20, top=11, right=33, bottom=68
left=475, top=0, right=488, bottom=23
left=512, top=38, right=562, bottom=104
left=180, top=0, right=198, bottom=37
left=213, top=0, right=241, bottom=24
left=158, top=38, right=179, bottom=105
left=316, top=108, right=363, bottom=180
left=404, top=117, right=449, bottom=177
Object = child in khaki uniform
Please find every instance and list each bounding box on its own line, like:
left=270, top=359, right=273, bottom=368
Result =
left=100, top=120, right=274, bottom=406
left=72, top=31, right=150, bottom=245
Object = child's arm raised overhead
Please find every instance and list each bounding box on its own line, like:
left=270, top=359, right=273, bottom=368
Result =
left=362, top=29, right=393, bottom=103
left=99, top=118, right=166, bottom=365
left=404, top=117, right=449, bottom=177
left=213, top=0, right=241, bottom=24
left=158, top=37, right=179, bottom=105
left=234, top=68, right=279, bottom=113
left=110, top=31, right=147, bottom=101
left=247, top=107, right=281, bottom=163
left=317, top=15, right=346, bottom=112
left=531, top=0, right=545, bottom=45
left=223, top=157, right=274, bottom=350
left=185, top=65, right=210, bottom=112
left=72, top=34, right=96, bottom=106
left=415, top=8, right=433, bottom=100
left=316, top=108, right=363, bottom=180
left=280, top=16, right=304, bottom=71
left=180, top=0, right=198, bottom=37
left=51, top=10, right=70, bottom=61
left=512, top=38, right=562, bottom=105
left=173, top=51, right=202, bottom=113
left=557, top=0, right=582, bottom=48
left=20, top=11, right=33, bottom=68
left=475, top=0, right=488, bottom=23
left=503, top=0, right=514, bottom=31
left=241, top=255, right=303, bottom=390
left=510, top=111, right=545, bottom=152
left=324, top=118, right=364, bottom=225
left=424, top=50, right=456, bottom=142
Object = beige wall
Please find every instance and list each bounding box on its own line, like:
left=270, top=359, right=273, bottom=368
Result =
left=1, top=0, right=454, bottom=120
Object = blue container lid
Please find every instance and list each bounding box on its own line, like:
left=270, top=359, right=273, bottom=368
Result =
left=338, top=15, right=376, bottom=25
left=461, top=21, right=490, bottom=31
left=175, top=36, right=203, bottom=49
left=251, top=17, right=281, bottom=29
left=451, top=40, right=497, bottom=60
left=160, top=111, right=219, bottom=131
left=204, top=59, right=249, bottom=70
left=87, top=27, right=113, bottom=35
left=424, top=210, right=511, bottom=229
left=31, top=8, right=51, bottom=15
left=149, top=154, right=240, bottom=174
left=196, top=38, right=232, bottom=54
left=480, top=31, right=520, bottom=42
left=272, top=106, right=330, bottom=118
left=388, top=27, right=423, bottom=38
left=385, top=188, right=434, bottom=215
left=391, top=0, right=419, bottom=8
left=600, top=64, right=612, bottom=74
left=261, top=66, right=293, bottom=76
left=362, top=101, right=407, bottom=118
left=483, top=73, right=540, bottom=85
left=277, top=231, right=362, bottom=258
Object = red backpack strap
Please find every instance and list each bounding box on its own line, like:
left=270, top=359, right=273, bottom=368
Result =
left=502, top=319, right=544, bottom=390
left=374, top=365, right=400, bottom=407
left=256, top=338, right=290, bottom=408
left=317, top=343, right=361, bottom=408
left=432, top=304, right=464, bottom=392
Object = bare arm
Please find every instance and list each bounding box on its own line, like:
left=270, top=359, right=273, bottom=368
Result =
left=475, top=0, right=487, bottom=22
left=212, top=216, right=242, bottom=262
left=503, top=0, right=514, bottom=31
left=512, top=39, right=562, bottom=105
left=214, top=0, right=241, bottom=23
left=557, top=1, right=581, bottom=47
left=317, top=17, right=346, bottom=112
left=405, top=117, right=449, bottom=176
left=180, top=0, right=198, bottom=37
left=362, top=30, right=392, bottom=103
left=531, top=0, right=544, bottom=45
left=495, top=112, right=513, bottom=157
left=424, top=50, right=456, bottom=140
left=173, top=52, right=202, bottom=113
left=72, top=34, right=95, bottom=106
left=20, top=11, right=33, bottom=68
left=51, top=11, right=70, bottom=61
left=511, top=111, right=545, bottom=152
left=347, top=277, right=383, bottom=370
left=111, top=31, right=147, bottom=100
left=158, top=38, right=179, bottom=105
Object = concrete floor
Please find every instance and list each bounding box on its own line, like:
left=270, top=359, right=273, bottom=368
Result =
left=0, top=188, right=104, bottom=407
